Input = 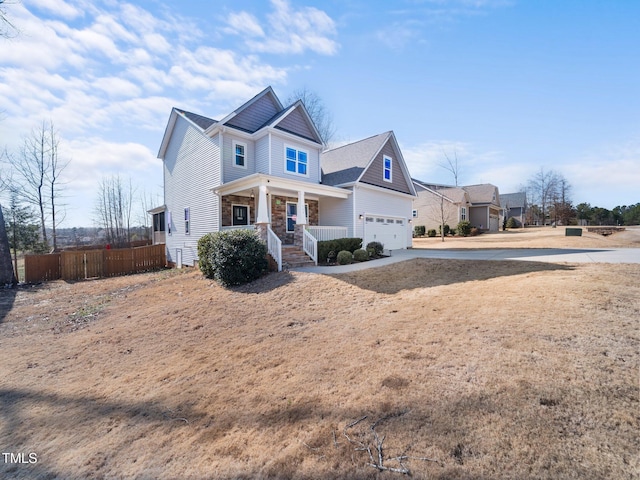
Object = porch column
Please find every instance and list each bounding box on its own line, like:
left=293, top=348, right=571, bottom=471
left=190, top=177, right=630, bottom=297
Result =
left=296, top=191, right=307, bottom=225
left=294, top=190, right=307, bottom=247
left=256, top=185, right=270, bottom=224
left=255, top=184, right=270, bottom=243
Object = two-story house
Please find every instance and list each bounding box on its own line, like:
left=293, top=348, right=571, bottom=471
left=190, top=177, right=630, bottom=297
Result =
left=412, top=180, right=501, bottom=232
left=152, top=87, right=416, bottom=269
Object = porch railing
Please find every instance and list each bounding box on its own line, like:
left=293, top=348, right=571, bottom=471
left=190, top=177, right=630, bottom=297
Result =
left=306, top=226, right=348, bottom=241
left=303, top=228, right=318, bottom=265
left=266, top=225, right=282, bottom=272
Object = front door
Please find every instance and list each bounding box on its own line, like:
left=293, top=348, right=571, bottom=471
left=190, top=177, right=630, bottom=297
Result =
left=232, top=205, right=249, bottom=226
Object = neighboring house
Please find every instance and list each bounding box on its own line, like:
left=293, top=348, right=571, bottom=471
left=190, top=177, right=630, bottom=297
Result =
left=412, top=180, right=501, bottom=232
left=463, top=184, right=501, bottom=231
left=499, top=192, right=527, bottom=227
left=152, top=86, right=416, bottom=270
left=411, top=181, right=470, bottom=233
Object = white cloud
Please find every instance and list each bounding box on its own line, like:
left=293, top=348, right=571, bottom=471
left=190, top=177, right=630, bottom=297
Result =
left=561, top=139, right=640, bottom=208
left=225, top=11, right=265, bottom=37
left=227, top=0, right=339, bottom=55
left=28, top=0, right=82, bottom=20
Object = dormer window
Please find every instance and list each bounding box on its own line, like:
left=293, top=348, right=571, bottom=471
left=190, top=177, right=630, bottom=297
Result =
left=383, top=155, right=392, bottom=182
left=285, top=146, right=308, bottom=176
left=233, top=141, right=246, bottom=168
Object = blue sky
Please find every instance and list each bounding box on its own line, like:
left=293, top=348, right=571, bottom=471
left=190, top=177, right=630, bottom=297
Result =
left=1, top=0, right=638, bottom=227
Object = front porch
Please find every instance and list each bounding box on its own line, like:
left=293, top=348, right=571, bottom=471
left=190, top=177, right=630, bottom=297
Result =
left=215, top=174, right=351, bottom=270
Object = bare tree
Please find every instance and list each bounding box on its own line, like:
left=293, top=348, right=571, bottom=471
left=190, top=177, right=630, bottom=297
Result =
left=440, top=149, right=461, bottom=186
left=1, top=0, right=19, bottom=39
left=0, top=204, right=16, bottom=285
left=527, top=168, right=561, bottom=226
left=285, top=87, right=336, bottom=145
left=95, top=175, right=136, bottom=247
left=6, top=121, right=68, bottom=250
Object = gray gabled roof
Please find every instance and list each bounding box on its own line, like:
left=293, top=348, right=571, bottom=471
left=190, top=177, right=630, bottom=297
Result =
left=176, top=109, right=217, bottom=130
left=321, top=132, right=390, bottom=185
left=463, top=184, right=500, bottom=206
left=499, top=192, right=527, bottom=209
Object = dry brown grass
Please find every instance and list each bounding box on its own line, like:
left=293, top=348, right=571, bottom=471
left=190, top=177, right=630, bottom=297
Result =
left=1, top=230, right=639, bottom=479
left=413, top=225, right=640, bottom=249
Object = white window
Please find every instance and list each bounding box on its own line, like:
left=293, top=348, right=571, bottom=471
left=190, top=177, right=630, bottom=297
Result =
left=285, top=146, right=308, bottom=176
left=233, top=141, right=246, bottom=168
left=412, top=209, right=418, bottom=218
left=461, top=207, right=467, bottom=221
left=184, top=208, right=190, bottom=235
left=167, top=211, right=172, bottom=235
left=383, top=155, right=392, bottom=182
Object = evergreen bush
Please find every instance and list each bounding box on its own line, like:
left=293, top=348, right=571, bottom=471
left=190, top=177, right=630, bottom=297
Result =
left=336, top=250, right=353, bottom=265
left=353, top=248, right=369, bottom=262
left=318, top=238, right=362, bottom=264
left=427, top=229, right=437, bottom=237
left=456, top=220, right=472, bottom=237
left=197, top=230, right=268, bottom=287
left=414, top=225, right=426, bottom=237
left=365, top=241, right=384, bottom=257
left=506, top=217, right=519, bottom=228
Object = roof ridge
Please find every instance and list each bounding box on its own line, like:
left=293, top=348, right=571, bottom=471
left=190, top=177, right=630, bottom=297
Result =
left=323, top=131, right=390, bottom=153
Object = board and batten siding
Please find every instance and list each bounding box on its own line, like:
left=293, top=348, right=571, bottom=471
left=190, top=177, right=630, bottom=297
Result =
left=359, top=140, right=412, bottom=194
left=353, top=185, right=413, bottom=248
left=318, top=193, right=354, bottom=237
left=222, top=133, right=255, bottom=183
left=269, top=133, right=321, bottom=184
left=164, top=116, right=221, bottom=267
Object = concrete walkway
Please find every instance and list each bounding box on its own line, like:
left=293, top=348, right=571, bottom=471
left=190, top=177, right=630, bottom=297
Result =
left=293, top=247, right=640, bottom=274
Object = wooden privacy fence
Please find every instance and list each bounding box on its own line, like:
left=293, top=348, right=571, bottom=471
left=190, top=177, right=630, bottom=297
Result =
left=25, top=244, right=166, bottom=283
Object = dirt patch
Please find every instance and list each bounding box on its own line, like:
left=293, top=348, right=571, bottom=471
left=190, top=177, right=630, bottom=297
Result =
left=1, top=238, right=639, bottom=479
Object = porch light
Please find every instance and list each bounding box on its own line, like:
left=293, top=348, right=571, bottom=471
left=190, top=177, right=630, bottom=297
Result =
left=250, top=189, right=255, bottom=198
left=359, top=214, right=364, bottom=220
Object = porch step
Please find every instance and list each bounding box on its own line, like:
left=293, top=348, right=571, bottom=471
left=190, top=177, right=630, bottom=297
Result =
left=281, top=245, right=315, bottom=268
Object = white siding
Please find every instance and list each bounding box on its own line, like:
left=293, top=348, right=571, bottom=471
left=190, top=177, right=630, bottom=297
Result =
left=354, top=185, right=413, bottom=248
left=222, top=133, right=255, bottom=183
left=318, top=192, right=354, bottom=236
left=164, top=116, right=221, bottom=266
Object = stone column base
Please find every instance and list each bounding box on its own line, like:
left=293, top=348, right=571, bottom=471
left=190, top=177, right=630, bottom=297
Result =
left=294, top=224, right=306, bottom=247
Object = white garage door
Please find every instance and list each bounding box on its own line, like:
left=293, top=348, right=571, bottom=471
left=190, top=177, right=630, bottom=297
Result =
left=364, top=216, right=407, bottom=250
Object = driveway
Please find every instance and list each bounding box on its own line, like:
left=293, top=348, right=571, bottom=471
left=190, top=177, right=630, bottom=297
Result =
left=294, top=247, right=640, bottom=273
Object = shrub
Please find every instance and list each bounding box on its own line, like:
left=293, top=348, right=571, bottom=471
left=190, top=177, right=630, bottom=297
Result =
left=439, top=224, right=450, bottom=236
left=427, top=229, right=437, bottom=237
left=506, top=217, right=519, bottom=229
left=318, top=238, right=362, bottom=264
left=365, top=241, right=384, bottom=257
left=336, top=250, right=353, bottom=265
left=353, top=248, right=368, bottom=262
left=197, top=230, right=268, bottom=287
left=414, top=225, right=426, bottom=237
left=456, top=220, right=472, bottom=237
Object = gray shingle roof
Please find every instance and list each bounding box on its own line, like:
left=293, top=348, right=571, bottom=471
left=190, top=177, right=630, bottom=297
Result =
left=321, top=132, right=390, bottom=185
left=463, top=184, right=499, bottom=205
left=176, top=109, right=217, bottom=130
left=499, top=192, right=527, bottom=209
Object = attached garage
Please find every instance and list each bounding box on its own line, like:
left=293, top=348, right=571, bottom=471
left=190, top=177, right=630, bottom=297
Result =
left=363, top=215, right=407, bottom=250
